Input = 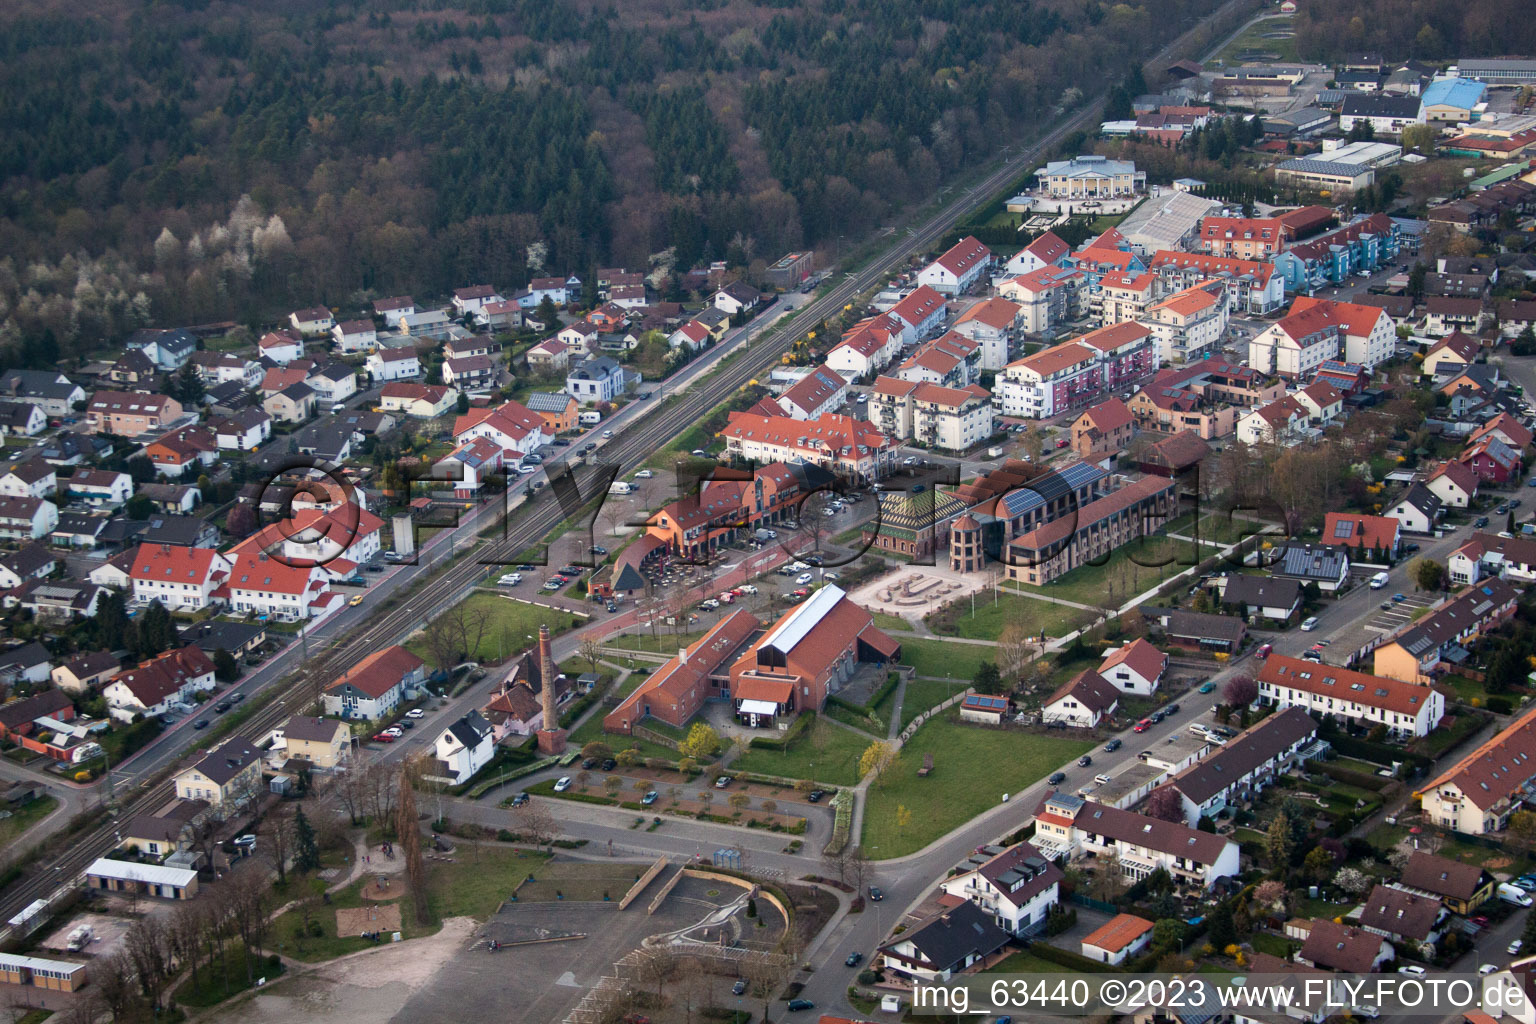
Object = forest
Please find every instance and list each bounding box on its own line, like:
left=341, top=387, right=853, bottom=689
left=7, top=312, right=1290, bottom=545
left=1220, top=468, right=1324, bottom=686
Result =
left=0, top=0, right=1225, bottom=363
left=1290, top=0, right=1536, bottom=66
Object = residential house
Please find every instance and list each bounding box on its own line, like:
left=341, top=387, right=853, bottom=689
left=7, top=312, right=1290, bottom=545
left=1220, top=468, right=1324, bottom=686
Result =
left=937, top=842, right=1063, bottom=938
left=1136, top=430, right=1212, bottom=477
left=309, top=363, right=357, bottom=405
left=451, top=285, right=502, bottom=318
left=712, top=281, right=762, bottom=316
left=263, top=382, right=316, bottom=425
left=453, top=399, right=550, bottom=459
left=566, top=356, right=627, bottom=405
left=1041, top=669, right=1121, bottom=728
left=1359, top=884, right=1445, bottom=959
left=1498, top=299, right=1536, bottom=338
left=997, top=341, right=1101, bottom=419
left=0, top=643, right=50, bottom=686
left=288, top=307, right=335, bottom=337
left=102, top=647, right=217, bottom=723
left=1424, top=297, right=1485, bottom=336
left=322, top=646, right=425, bottom=720
left=442, top=354, right=497, bottom=391
left=917, top=236, right=992, bottom=296
left=125, top=328, right=198, bottom=371
left=1397, top=851, right=1494, bottom=915
left=825, top=317, right=903, bottom=379
left=331, top=320, right=377, bottom=354
left=433, top=711, right=495, bottom=784
left=887, top=286, right=950, bottom=344
left=0, top=370, right=85, bottom=417
left=777, top=366, right=848, bottom=421
left=1081, top=914, right=1156, bottom=965
left=478, top=299, right=523, bottom=332
left=1029, top=791, right=1241, bottom=888
left=999, top=266, right=1084, bottom=336
left=878, top=901, right=1010, bottom=985
left=209, top=408, right=272, bottom=452
left=1321, top=511, right=1401, bottom=561
left=1422, top=331, right=1481, bottom=376
left=1271, top=214, right=1401, bottom=291
left=433, top=437, right=504, bottom=497
left=1460, top=435, right=1523, bottom=484
left=1450, top=533, right=1536, bottom=586
left=174, top=738, right=263, bottom=810
left=1097, top=271, right=1159, bottom=326
left=258, top=329, right=305, bottom=364
left=85, top=392, right=182, bottom=435
left=189, top=351, right=261, bottom=388
left=366, top=346, right=422, bottom=382
left=1070, top=398, right=1135, bottom=457
left=1470, top=412, right=1533, bottom=452
left=380, top=382, right=458, bottom=419
left=1148, top=250, right=1286, bottom=315
left=1162, top=706, right=1320, bottom=825
left=1236, top=396, right=1310, bottom=445
left=1425, top=460, right=1479, bottom=509
left=1286, top=296, right=1397, bottom=370
left=1386, top=483, right=1442, bottom=535
left=1198, top=215, right=1291, bottom=260
left=1138, top=284, right=1226, bottom=364
left=1250, top=303, right=1342, bottom=378
left=1292, top=379, right=1345, bottom=426
left=0, top=496, right=59, bottom=541
left=1003, top=230, right=1071, bottom=277
left=1217, top=574, right=1302, bottom=622
left=119, top=799, right=206, bottom=859
left=1340, top=93, right=1426, bottom=135
left=1297, top=919, right=1394, bottom=973
left=951, top=297, right=1023, bottom=369
left=525, top=391, right=578, bottom=435
left=895, top=333, right=980, bottom=388
left=1257, top=655, right=1445, bottom=738
left=145, top=427, right=217, bottom=479
left=51, top=651, right=120, bottom=695
left=0, top=460, right=55, bottom=500
left=136, top=483, right=200, bottom=514
left=526, top=337, right=572, bottom=373
left=397, top=309, right=453, bottom=340
left=128, top=544, right=231, bottom=611
left=1272, top=540, right=1352, bottom=592
left=0, top=404, right=45, bottom=438
left=1096, top=638, right=1166, bottom=696
left=374, top=296, right=416, bottom=326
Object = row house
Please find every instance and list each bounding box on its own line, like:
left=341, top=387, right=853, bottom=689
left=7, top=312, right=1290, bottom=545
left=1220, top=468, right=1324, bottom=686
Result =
left=718, top=411, right=897, bottom=484
left=331, top=319, right=378, bottom=354
left=214, top=549, right=338, bottom=623
left=998, top=266, right=1085, bottom=336
left=1030, top=792, right=1241, bottom=889
left=129, top=544, right=231, bottom=611
left=1449, top=532, right=1536, bottom=586
left=1005, top=475, right=1177, bottom=585
left=1161, top=706, right=1321, bottom=826
left=894, top=333, right=980, bottom=389
left=1421, top=705, right=1536, bottom=835
left=1137, top=283, right=1226, bottom=365
left=997, top=341, right=1101, bottom=419
left=866, top=378, right=994, bottom=452
left=916, top=236, right=992, bottom=296
left=1271, top=214, right=1401, bottom=291
left=1257, top=655, right=1445, bottom=738
left=1372, top=578, right=1519, bottom=683
left=1148, top=250, right=1285, bottom=314
left=950, top=298, right=1023, bottom=370
left=452, top=399, right=551, bottom=461
left=825, top=316, right=903, bottom=379
left=85, top=392, right=182, bottom=436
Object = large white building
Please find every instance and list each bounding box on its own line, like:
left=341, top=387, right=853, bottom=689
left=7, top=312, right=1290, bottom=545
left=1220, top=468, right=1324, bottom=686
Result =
left=719, top=411, right=897, bottom=484
left=1137, top=284, right=1226, bottom=365
left=1034, top=155, right=1146, bottom=198
left=866, top=378, right=994, bottom=451
left=1257, top=655, right=1444, bottom=738
left=916, top=236, right=992, bottom=296
left=997, top=340, right=1101, bottom=419
left=128, top=544, right=232, bottom=611
left=1249, top=303, right=1342, bottom=378
left=1421, top=705, right=1536, bottom=835
left=937, top=842, right=1063, bottom=937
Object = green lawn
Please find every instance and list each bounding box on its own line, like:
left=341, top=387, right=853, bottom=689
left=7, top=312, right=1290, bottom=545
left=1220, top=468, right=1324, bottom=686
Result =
left=0, top=796, right=57, bottom=851
left=986, top=949, right=1082, bottom=974
left=1162, top=511, right=1267, bottom=547
left=933, top=590, right=1094, bottom=640
left=823, top=701, right=884, bottom=737
left=565, top=710, right=680, bottom=763
left=405, top=592, right=582, bottom=665
left=605, top=629, right=709, bottom=654
left=1010, top=538, right=1190, bottom=607
left=1207, top=15, right=1297, bottom=66
left=862, top=713, right=1093, bottom=858
left=899, top=678, right=967, bottom=731
left=872, top=612, right=914, bottom=632
left=731, top=717, right=873, bottom=786
left=1250, top=932, right=1297, bottom=958
left=177, top=945, right=278, bottom=1007
left=898, top=638, right=995, bottom=681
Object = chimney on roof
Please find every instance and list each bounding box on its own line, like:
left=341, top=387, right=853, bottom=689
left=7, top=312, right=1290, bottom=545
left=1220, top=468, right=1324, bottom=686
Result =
left=538, top=625, right=556, bottom=726
left=679, top=647, right=688, bottom=665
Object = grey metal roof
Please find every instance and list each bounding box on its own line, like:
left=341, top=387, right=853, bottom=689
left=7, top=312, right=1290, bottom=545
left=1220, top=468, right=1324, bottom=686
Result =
left=1275, top=157, right=1372, bottom=178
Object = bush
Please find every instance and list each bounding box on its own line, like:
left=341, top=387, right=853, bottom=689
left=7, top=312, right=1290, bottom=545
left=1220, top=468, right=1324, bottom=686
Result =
left=1025, top=941, right=1124, bottom=973
left=1488, top=696, right=1513, bottom=715
left=749, top=710, right=816, bottom=750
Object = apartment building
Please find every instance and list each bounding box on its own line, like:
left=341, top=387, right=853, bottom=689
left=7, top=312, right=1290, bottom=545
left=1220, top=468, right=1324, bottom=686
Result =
left=867, top=378, right=994, bottom=451
left=1371, top=579, right=1519, bottom=683
left=1162, top=706, right=1321, bottom=826
left=1031, top=792, right=1241, bottom=889
left=1148, top=250, right=1285, bottom=314
left=1422, top=705, right=1536, bottom=835
left=1138, top=284, right=1227, bottom=364
left=1005, top=475, right=1177, bottom=585
left=997, top=341, right=1100, bottom=419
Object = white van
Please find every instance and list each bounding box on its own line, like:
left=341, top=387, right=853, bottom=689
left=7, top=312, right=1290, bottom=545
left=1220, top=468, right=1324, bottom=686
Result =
left=579, top=410, right=603, bottom=426
left=608, top=481, right=634, bottom=495
left=1498, top=882, right=1533, bottom=907
left=1369, top=572, right=1390, bottom=590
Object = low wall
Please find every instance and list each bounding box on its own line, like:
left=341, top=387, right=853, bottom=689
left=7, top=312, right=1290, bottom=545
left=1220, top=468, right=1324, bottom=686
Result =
left=620, top=855, right=670, bottom=911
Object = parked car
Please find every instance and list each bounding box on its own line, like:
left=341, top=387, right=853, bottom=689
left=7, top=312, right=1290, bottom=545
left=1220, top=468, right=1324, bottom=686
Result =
left=641, top=791, right=658, bottom=806
left=1476, top=516, right=1490, bottom=527
left=406, top=708, right=425, bottom=719
left=1134, top=719, right=1151, bottom=732
left=714, top=776, right=733, bottom=788
left=1198, top=682, right=1215, bottom=694
left=738, top=584, right=758, bottom=595
left=510, top=792, right=529, bottom=807
left=1167, top=702, right=1180, bottom=714
left=373, top=732, right=396, bottom=743
left=845, top=952, right=863, bottom=967
left=795, top=572, right=813, bottom=585
left=1256, top=643, right=1273, bottom=659
left=1048, top=771, right=1066, bottom=785
left=582, top=758, right=597, bottom=769
left=600, top=758, right=617, bottom=771
left=1300, top=616, right=1319, bottom=631
left=1397, top=965, right=1427, bottom=976
left=787, top=1000, right=815, bottom=1012
left=1391, top=593, right=1407, bottom=602
left=553, top=776, right=572, bottom=792
left=732, top=980, right=747, bottom=996
left=1104, top=739, right=1122, bottom=752
left=807, top=790, right=825, bottom=802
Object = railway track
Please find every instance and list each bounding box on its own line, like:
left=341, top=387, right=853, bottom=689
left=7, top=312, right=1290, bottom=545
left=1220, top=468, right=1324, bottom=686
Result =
left=0, top=1, right=1249, bottom=920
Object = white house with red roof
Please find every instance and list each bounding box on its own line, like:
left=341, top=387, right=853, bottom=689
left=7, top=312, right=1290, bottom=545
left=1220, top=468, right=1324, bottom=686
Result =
left=373, top=296, right=416, bottom=326
left=667, top=320, right=711, bottom=353
left=1148, top=250, right=1285, bottom=314
left=1249, top=301, right=1344, bottom=378
left=826, top=317, right=903, bottom=379
left=259, top=329, right=305, bottom=364
left=950, top=297, right=1022, bottom=369
left=103, top=647, right=217, bottom=722
left=1237, top=395, right=1311, bottom=445
left=380, top=382, right=458, bottom=419
left=1425, top=460, right=1479, bottom=508
left=886, top=285, right=949, bottom=344
left=1002, top=231, right=1071, bottom=277
left=288, top=307, right=335, bottom=337
left=525, top=337, right=572, bottom=372
left=895, top=332, right=980, bottom=388
left=215, top=549, right=341, bottom=623
left=866, top=378, right=993, bottom=451
left=129, top=544, right=232, bottom=611
left=1469, top=412, right=1534, bottom=452
left=777, top=366, right=848, bottom=421
left=917, top=236, right=992, bottom=296
left=1288, top=296, right=1395, bottom=369
left=451, top=285, right=502, bottom=318
left=452, top=400, right=551, bottom=459
left=323, top=646, right=426, bottom=720
left=433, top=437, right=505, bottom=498
left=240, top=504, right=385, bottom=573
left=1041, top=669, right=1121, bottom=728
left=1293, top=379, right=1345, bottom=426
left=1097, top=638, right=1166, bottom=695
left=366, top=345, right=421, bottom=382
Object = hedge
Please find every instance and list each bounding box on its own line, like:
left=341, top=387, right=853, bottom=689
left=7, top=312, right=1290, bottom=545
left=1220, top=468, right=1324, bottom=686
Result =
left=466, top=754, right=561, bottom=799
left=749, top=710, right=817, bottom=750
left=864, top=672, right=901, bottom=713
left=825, top=789, right=854, bottom=857
left=1316, top=761, right=1389, bottom=792
left=1023, top=941, right=1125, bottom=973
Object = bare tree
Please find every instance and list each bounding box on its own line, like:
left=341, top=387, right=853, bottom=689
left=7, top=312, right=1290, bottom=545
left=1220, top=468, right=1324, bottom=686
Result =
left=397, top=762, right=430, bottom=926
left=676, top=956, right=710, bottom=1024
left=335, top=757, right=369, bottom=825
left=167, top=901, right=207, bottom=990
left=743, top=954, right=792, bottom=1023
left=635, top=945, right=676, bottom=1001
left=997, top=620, right=1032, bottom=681
left=224, top=867, right=273, bottom=983
left=449, top=602, right=492, bottom=665
left=87, top=954, right=141, bottom=1022
left=579, top=636, right=603, bottom=675
left=420, top=612, right=462, bottom=672
left=124, top=916, right=172, bottom=1012
left=513, top=799, right=560, bottom=849
left=266, top=806, right=296, bottom=885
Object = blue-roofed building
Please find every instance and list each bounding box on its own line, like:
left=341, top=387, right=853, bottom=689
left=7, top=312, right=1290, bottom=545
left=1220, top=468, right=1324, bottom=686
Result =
left=1420, top=78, right=1488, bottom=122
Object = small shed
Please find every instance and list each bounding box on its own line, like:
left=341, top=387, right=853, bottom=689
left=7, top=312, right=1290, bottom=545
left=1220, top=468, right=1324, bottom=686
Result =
left=959, top=694, right=1008, bottom=725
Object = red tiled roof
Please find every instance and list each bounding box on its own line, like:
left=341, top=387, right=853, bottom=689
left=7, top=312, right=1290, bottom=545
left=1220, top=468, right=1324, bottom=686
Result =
left=889, top=286, right=948, bottom=328
left=1288, top=296, right=1390, bottom=338
left=1020, top=231, right=1069, bottom=266
left=954, top=297, right=1021, bottom=330
left=1147, top=286, right=1217, bottom=317
left=1098, top=638, right=1165, bottom=682
left=326, top=646, right=424, bottom=699
left=1082, top=914, right=1155, bottom=954
left=1259, top=655, right=1436, bottom=717
left=931, top=236, right=991, bottom=277
left=1009, top=340, right=1096, bottom=378
left=130, top=544, right=225, bottom=585
left=1078, top=397, right=1133, bottom=434
left=1076, top=321, right=1152, bottom=353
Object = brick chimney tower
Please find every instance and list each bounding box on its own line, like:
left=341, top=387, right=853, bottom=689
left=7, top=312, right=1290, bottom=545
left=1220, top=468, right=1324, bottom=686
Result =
left=535, top=624, right=567, bottom=755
